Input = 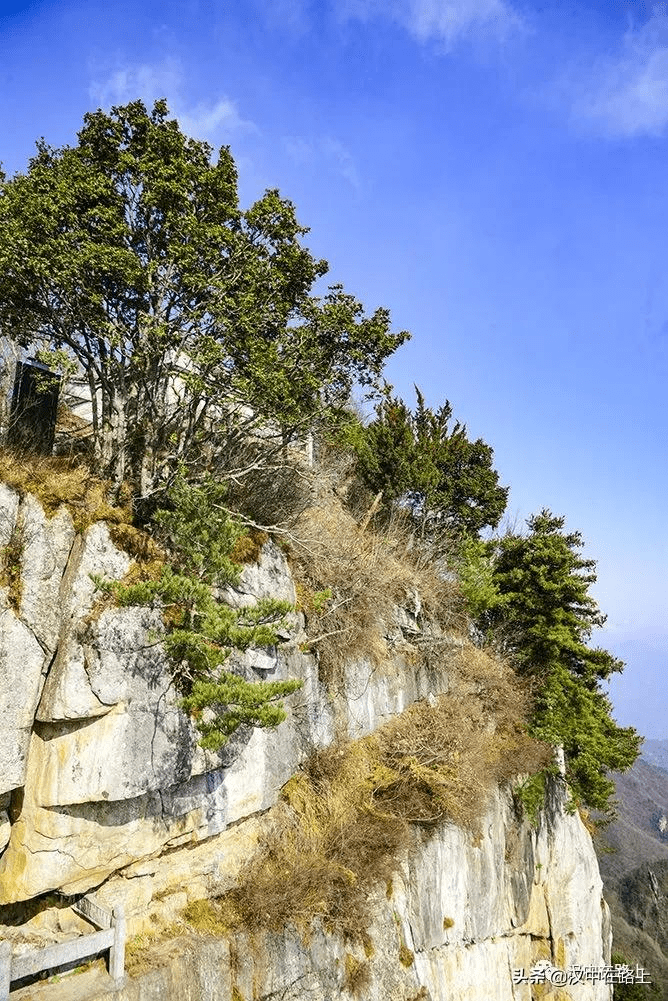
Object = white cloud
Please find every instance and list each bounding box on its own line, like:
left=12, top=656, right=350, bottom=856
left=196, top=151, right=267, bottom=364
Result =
left=252, top=0, right=312, bottom=34
left=88, top=60, right=255, bottom=144
left=283, top=135, right=361, bottom=189
left=337, top=0, right=524, bottom=49
left=283, top=136, right=316, bottom=165
left=89, top=59, right=181, bottom=109
left=573, top=10, right=668, bottom=137
left=177, top=99, right=253, bottom=140
left=321, top=137, right=361, bottom=189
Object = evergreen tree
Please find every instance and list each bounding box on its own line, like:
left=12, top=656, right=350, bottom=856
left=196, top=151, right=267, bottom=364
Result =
left=483, top=510, right=621, bottom=682
left=474, top=510, right=641, bottom=813
left=0, top=100, right=408, bottom=496
left=354, top=387, right=508, bottom=537
left=96, top=476, right=301, bottom=750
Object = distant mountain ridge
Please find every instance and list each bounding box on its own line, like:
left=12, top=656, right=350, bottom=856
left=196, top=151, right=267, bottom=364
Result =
left=595, top=746, right=668, bottom=997
left=642, top=740, right=668, bottom=775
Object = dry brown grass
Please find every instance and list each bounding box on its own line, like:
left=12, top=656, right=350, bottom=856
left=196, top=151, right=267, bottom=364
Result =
left=0, top=520, right=24, bottom=611
left=0, top=449, right=124, bottom=531
left=216, top=646, right=549, bottom=943
left=106, top=522, right=164, bottom=563
left=181, top=899, right=229, bottom=936
left=289, top=498, right=465, bottom=683
left=123, top=921, right=185, bottom=977
left=343, top=953, right=372, bottom=995
left=0, top=448, right=165, bottom=579
left=229, top=528, right=269, bottom=565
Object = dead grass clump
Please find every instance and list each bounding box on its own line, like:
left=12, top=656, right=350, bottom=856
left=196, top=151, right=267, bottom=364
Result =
left=224, top=741, right=412, bottom=942
left=300, top=742, right=349, bottom=791
left=0, top=521, right=23, bottom=611
left=181, top=899, right=229, bottom=936
left=221, top=654, right=549, bottom=942
left=0, top=449, right=122, bottom=531
left=107, top=522, right=164, bottom=563
left=229, top=528, right=269, bottom=565
left=289, top=500, right=463, bottom=683
left=124, top=922, right=184, bottom=977
left=343, top=953, right=372, bottom=995
left=453, top=645, right=553, bottom=786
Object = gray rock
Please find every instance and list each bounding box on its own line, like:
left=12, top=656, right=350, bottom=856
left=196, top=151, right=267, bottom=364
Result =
left=0, top=609, right=47, bottom=795
left=18, top=494, right=76, bottom=652
left=220, top=539, right=296, bottom=608
left=37, top=522, right=133, bottom=721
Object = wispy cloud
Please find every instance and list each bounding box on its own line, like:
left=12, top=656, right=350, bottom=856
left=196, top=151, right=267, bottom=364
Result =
left=337, top=0, right=524, bottom=50
left=283, top=134, right=361, bottom=189
left=89, top=59, right=255, bottom=143
left=251, top=0, right=312, bottom=34
left=572, top=10, right=668, bottom=138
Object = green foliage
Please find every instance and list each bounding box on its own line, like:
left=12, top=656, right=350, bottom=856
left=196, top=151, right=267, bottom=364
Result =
left=610, top=953, right=660, bottom=999
left=353, top=387, right=508, bottom=537
left=97, top=476, right=300, bottom=749
left=151, top=474, right=244, bottom=585
left=0, top=99, right=408, bottom=495
left=530, top=663, right=640, bottom=813
left=311, top=587, right=333, bottom=612
left=181, top=674, right=302, bottom=751
left=514, top=770, right=549, bottom=826
left=481, top=510, right=622, bottom=683
left=470, top=509, right=641, bottom=815
left=455, top=534, right=503, bottom=620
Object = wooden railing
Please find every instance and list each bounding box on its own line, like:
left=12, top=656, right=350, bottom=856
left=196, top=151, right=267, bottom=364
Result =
left=0, top=898, right=125, bottom=998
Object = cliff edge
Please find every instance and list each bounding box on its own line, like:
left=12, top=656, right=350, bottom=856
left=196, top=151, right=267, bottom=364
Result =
left=0, top=484, right=613, bottom=1000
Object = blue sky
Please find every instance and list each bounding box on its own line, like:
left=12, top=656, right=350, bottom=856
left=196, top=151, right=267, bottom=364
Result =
left=1, top=0, right=667, bottom=738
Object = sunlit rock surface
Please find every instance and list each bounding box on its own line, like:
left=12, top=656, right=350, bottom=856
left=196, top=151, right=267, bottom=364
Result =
left=0, top=488, right=612, bottom=1000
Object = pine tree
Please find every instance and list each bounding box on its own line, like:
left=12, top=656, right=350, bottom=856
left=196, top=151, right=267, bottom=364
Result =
left=476, top=510, right=641, bottom=813
left=354, top=387, right=508, bottom=537
left=96, top=476, right=301, bottom=750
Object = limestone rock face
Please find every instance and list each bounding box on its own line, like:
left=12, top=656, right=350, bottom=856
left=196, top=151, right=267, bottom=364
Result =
left=0, top=487, right=614, bottom=1001
left=14, top=779, right=613, bottom=1001
left=220, top=538, right=296, bottom=608
left=0, top=610, right=47, bottom=795
left=216, top=779, right=613, bottom=1001
left=18, top=494, right=76, bottom=653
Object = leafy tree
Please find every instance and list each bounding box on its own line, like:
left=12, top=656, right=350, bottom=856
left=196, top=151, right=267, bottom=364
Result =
left=353, top=387, right=508, bottom=537
left=475, top=510, right=641, bottom=813
left=0, top=100, right=408, bottom=496
left=482, top=510, right=621, bottom=682
left=455, top=533, right=502, bottom=621
left=96, top=476, right=301, bottom=750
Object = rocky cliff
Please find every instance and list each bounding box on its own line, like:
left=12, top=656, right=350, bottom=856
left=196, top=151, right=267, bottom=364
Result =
left=0, top=484, right=613, bottom=1000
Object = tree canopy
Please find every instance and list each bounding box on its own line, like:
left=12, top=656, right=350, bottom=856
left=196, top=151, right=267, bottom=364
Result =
left=463, top=510, right=641, bottom=813
left=353, top=386, right=508, bottom=537
left=0, top=99, right=408, bottom=496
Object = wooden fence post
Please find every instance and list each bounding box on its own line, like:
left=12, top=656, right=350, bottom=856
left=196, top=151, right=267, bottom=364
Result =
left=109, top=906, right=125, bottom=982
left=0, top=940, right=11, bottom=1001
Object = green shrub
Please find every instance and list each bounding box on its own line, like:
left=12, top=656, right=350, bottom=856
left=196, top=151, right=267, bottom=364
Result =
left=95, top=475, right=301, bottom=749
